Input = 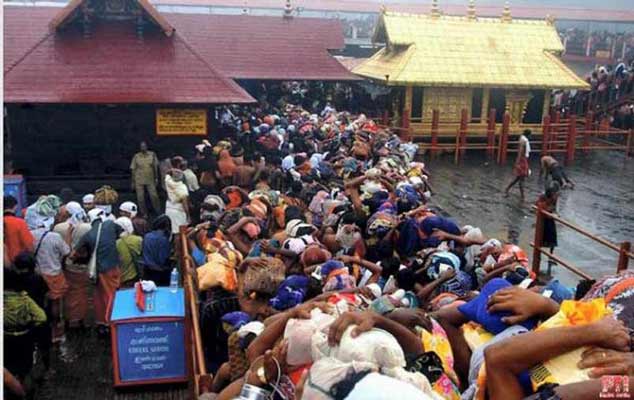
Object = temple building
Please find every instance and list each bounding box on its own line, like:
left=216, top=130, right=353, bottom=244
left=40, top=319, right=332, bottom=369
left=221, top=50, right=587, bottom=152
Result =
left=3, top=0, right=355, bottom=190
left=352, top=2, right=590, bottom=133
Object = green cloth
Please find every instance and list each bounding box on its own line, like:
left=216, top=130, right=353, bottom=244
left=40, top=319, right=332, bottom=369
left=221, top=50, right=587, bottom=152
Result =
left=116, top=235, right=143, bottom=284
left=130, top=151, right=159, bottom=185
left=3, top=291, right=46, bottom=334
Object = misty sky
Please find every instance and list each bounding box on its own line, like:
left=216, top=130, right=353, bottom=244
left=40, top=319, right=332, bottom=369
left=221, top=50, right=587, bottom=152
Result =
left=377, top=0, right=632, bottom=10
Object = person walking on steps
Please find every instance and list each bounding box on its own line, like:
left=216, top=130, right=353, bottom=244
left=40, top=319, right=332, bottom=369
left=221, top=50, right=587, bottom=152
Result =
left=505, top=129, right=532, bottom=201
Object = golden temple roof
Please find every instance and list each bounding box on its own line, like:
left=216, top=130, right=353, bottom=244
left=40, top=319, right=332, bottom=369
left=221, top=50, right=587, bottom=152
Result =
left=353, top=11, right=589, bottom=89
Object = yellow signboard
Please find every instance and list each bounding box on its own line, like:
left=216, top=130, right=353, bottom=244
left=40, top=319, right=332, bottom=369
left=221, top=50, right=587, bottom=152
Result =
left=156, top=109, right=207, bottom=136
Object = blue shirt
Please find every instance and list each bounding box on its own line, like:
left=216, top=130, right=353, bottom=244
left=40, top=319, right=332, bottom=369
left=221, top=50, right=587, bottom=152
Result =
left=142, top=230, right=171, bottom=272
left=77, top=220, right=122, bottom=273
left=420, top=216, right=461, bottom=248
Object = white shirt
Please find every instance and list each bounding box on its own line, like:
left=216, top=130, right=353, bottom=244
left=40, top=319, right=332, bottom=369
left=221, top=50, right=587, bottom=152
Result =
left=282, top=155, right=296, bottom=172
left=520, top=135, right=531, bottom=158
left=183, top=169, right=200, bottom=192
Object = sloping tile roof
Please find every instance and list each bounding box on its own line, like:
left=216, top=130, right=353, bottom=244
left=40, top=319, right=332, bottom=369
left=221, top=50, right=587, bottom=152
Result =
left=165, top=13, right=358, bottom=81
left=3, top=5, right=357, bottom=105
left=4, top=8, right=255, bottom=104
left=3, top=6, right=54, bottom=74
left=353, top=11, right=590, bottom=89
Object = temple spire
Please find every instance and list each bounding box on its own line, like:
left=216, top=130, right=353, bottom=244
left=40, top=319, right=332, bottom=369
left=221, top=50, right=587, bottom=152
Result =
left=501, top=1, right=512, bottom=22
left=430, top=0, right=440, bottom=18
left=283, top=0, right=293, bottom=18
left=467, top=0, right=476, bottom=20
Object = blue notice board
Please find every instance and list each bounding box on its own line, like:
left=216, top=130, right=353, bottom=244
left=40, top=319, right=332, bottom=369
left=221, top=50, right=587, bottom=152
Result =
left=109, top=288, right=187, bottom=386
left=116, top=321, right=186, bottom=383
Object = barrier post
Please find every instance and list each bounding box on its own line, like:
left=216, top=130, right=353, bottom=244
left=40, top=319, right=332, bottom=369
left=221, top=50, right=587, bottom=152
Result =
left=565, top=114, right=577, bottom=165
left=486, top=108, right=496, bottom=158
left=616, top=242, right=632, bottom=274
left=626, top=128, right=633, bottom=158
left=541, top=115, right=551, bottom=156
left=532, top=208, right=545, bottom=276
left=431, top=109, right=439, bottom=158
left=459, top=108, right=468, bottom=160
left=498, top=111, right=510, bottom=165
left=617, top=242, right=632, bottom=273
left=583, top=110, right=593, bottom=154
left=454, top=126, right=460, bottom=165
left=402, top=108, right=411, bottom=142
left=553, top=111, right=561, bottom=146
left=382, top=110, right=389, bottom=127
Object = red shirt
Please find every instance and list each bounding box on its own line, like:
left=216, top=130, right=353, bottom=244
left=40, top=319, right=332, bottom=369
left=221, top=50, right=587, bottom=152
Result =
left=4, top=213, right=34, bottom=262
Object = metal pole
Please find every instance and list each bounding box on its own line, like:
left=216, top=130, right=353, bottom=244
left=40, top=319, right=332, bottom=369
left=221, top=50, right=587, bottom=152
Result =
left=617, top=242, right=632, bottom=273
left=626, top=128, right=633, bottom=158
left=532, top=208, right=545, bottom=276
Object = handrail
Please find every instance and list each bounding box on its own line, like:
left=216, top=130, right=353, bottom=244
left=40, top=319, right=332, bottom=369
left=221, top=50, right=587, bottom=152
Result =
left=531, top=206, right=633, bottom=280
left=538, top=208, right=633, bottom=257
left=179, top=226, right=207, bottom=397
left=530, top=242, right=593, bottom=280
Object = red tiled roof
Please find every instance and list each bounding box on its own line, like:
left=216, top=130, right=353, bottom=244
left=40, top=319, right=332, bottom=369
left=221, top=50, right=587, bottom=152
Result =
left=3, top=7, right=54, bottom=74
left=152, top=0, right=634, bottom=23
left=4, top=8, right=255, bottom=104
left=165, top=13, right=358, bottom=80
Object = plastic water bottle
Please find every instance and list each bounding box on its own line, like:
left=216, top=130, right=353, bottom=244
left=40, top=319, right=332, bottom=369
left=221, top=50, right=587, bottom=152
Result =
left=170, top=268, right=179, bottom=293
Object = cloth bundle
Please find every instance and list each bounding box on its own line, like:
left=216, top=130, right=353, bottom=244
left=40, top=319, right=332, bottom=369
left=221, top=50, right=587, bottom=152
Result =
left=25, top=195, right=63, bottom=230
left=94, top=185, right=119, bottom=205
left=240, top=256, right=286, bottom=296
left=269, top=275, right=310, bottom=311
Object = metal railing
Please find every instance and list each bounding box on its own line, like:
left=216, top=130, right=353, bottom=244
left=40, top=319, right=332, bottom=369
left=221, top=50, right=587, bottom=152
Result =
left=178, top=226, right=208, bottom=398
left=531, top=207, right=633, bottom=280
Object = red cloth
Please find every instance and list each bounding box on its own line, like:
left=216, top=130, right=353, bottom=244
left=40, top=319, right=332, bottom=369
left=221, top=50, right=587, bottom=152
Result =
left=135, top=282, right=146, bottom=311
left=64, top=270, right=89, bottom=323
left=3, top=214, right=34, bottom=262
left=95, top=267, right=121, bottom=325
left=226, top=191, right=243, bottom=210
left=513, top=156, right=529, bottom=178
left=42, top=273, right=69, bottom=300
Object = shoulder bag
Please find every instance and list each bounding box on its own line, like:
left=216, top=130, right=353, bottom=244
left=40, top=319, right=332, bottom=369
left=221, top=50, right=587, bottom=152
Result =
left=88, top=223, right=103, bottom=284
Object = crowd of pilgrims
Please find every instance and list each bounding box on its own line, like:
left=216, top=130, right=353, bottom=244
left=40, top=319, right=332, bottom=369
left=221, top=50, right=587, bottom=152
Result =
left=4, top=102, right=634, bottom=400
